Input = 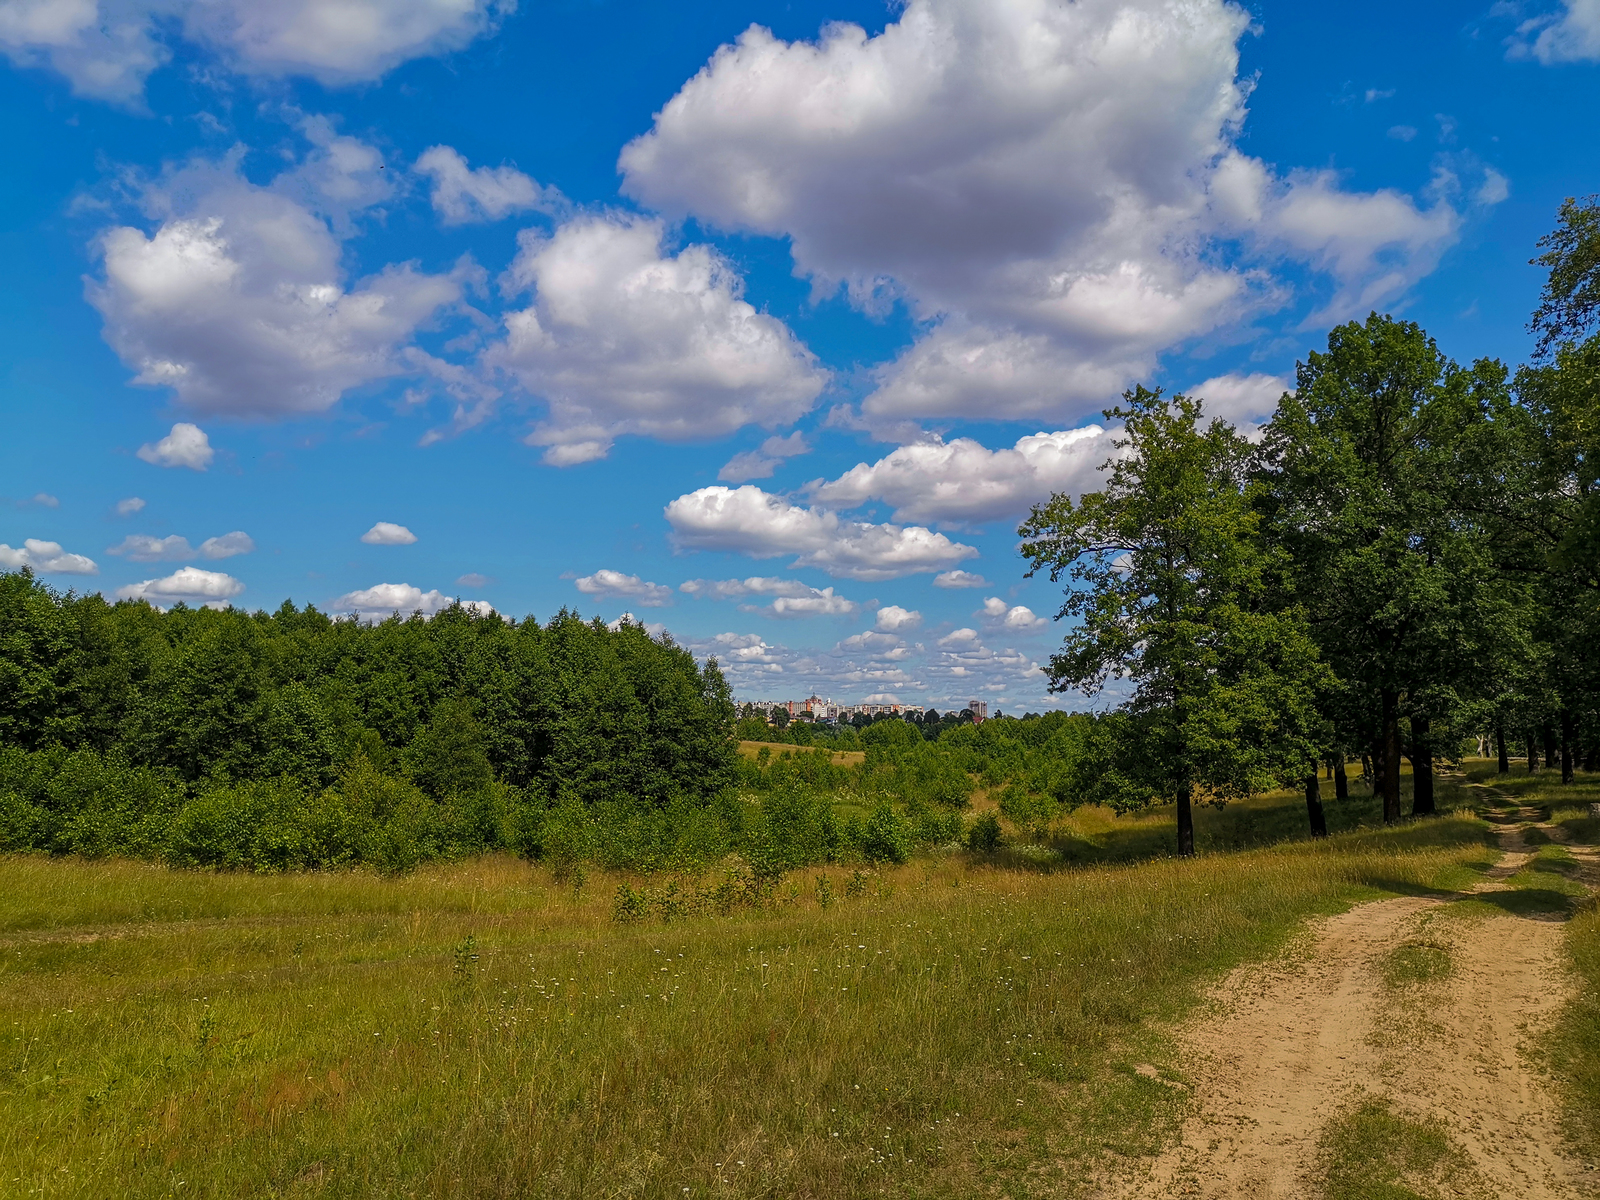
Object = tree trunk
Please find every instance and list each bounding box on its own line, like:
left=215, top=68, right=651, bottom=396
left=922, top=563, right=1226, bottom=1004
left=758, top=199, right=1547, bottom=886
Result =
left=1176, top=783, right=1195, bottom=857
left=1528, top=729, right=1539, bottom=774
left=1361, top=753, right=1373, bottom=789
left=1544, top=725, right=1558, bottom=769
left=1382, top=690, right=1402, bottom=824
left=1587, top=743, right=1599, bottom=773
left=1495, top=721, right=1509, bottom=775
left=1334, top=756, right=1349, bottom=801
left=1305, top=772, right=1328, bottom=838
left=1562, top=712, right=1575, bottom=785
left=1411, top=716, right=1435, bottom=816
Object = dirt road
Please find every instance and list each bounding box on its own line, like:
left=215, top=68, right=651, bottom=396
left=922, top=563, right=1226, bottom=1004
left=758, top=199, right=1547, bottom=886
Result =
left=1103, top=787, right=1597, bottom=1199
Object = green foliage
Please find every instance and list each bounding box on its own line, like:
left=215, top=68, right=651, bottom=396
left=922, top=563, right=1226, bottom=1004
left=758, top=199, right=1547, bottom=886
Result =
left=1022, top=387, right=1330, bottom=850
left=1530, top=193, right=1600, bottom=357
left=859, top=800, right=912, bottom=864
left=965, top=811, right=1002, bottom=853
left=746, top=783, right=842, bottom=876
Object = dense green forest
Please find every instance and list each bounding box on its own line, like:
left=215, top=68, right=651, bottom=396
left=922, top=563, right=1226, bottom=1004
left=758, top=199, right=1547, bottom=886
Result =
left=1, top=200, right=1597, bottom=870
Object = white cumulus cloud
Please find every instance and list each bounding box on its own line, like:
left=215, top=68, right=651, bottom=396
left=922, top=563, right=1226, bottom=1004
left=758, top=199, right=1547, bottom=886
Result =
left=137, top=423, right=213, bottom=470
left=679, top=575, right=858, bottom=618
left=680, top=575, right=820, bottom=601
left=0, top=0, right=510, bottom=105
left=116, top=566, right=242, bottom=607
left=875, top=605, right=922, bottom=633
left=329, top=581, right=492, bottom=622
left=362, top=522, right=418, bottom=545
left=980, top=596, right=1048, bottom=634
left=107, top=534, right=193, bottom=562
left=621, top=0, right=1479, bottom=423
left=665, top=484, right=978, bottom=582
left=90, top=156, right=464, bottom=418
left=574, top=569, right=674, bottom=607
left=0, top=538, right=99, bottom=575
left=415, top=145, right=560, bottom=225
left=767, top=587, right=857, bottom=618
left=115, top=497, right=146, bottom=516
left=809, top=425, right=1109, bottom=526
left=934, top=569, right=990, bottom=589
left=487, top=213, right=826, bottom=464
left=199, top=531, right=254, bottom=559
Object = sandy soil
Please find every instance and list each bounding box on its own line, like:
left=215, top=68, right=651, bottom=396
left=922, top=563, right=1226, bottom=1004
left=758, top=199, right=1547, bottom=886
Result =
left=1101, top=786, right=1595, bottom=1199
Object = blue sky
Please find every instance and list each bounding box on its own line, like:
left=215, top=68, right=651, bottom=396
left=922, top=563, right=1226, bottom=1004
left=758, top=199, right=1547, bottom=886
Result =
left=1, top=0, right=1596, bottom=712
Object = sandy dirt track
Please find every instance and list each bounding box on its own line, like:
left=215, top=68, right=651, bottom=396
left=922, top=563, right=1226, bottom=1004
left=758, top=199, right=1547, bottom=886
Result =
left=1101, top=786, right=1597, bottom=1199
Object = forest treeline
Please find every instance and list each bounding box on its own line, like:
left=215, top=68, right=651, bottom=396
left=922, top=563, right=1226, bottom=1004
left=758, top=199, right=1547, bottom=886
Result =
left=0, top=199, right=1597, bottom=868
left=0, top=601, right=746, bottom=870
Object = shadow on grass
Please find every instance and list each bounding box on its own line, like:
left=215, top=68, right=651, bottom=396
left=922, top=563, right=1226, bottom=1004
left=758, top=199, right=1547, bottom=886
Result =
left=1351, top=876, right=1475, bottom=901
left=1457, top=888, right=1577, bottom=919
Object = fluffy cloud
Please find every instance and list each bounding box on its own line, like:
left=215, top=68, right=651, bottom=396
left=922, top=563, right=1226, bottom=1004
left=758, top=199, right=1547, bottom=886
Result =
left=115, top=497, right=145, bottom=516
left=1511, top=1, right=1600, bottom=63
left=90, top=156, right=464, bottom=418
left=607, top=613, right=669, bottom=637
left=29, top=492, right=59, bottom=508
left=719, top=432, right=810, bottom=483
left=859, top=323, right=1146, bottom=422
left=415, top=146, right=560, bottom=225
left=456, top=572, right=492, bottom=588
left=116, top=566, right=242, bottom=607
left=106, top=530, right=253, bottom=562
left=680, top=575, right=820, bottom=601
left=1188, top=372, right=1288, bottom=430
left=665, top=484, right=978, bottom=581
left=200, top=531, right=255, bottom=559
left=979, top=596, right=1048, bottom=634
left=0, top=0, right=510, bottom=104
left=934, top=569, right=989, bottom=589
left=107, top=534, right=192, bottom=562
left=767, top=588, right=856, bottom=618
left=685, top=622, right=1054, bottom=707
left=810, top=425, right=1109, bottom=526
left=1217, top=157, right=1463, bottom=324
left=137, top=423, right=213, bottom=470
left=679, top=575, right=858, bottom=618
left=574, top=569, right=674, bottom=607
left=0, top=538, right=98, bottom=575
left=875, top=605, right=922, bottom=633
left=487, top=214, right=827, bottom=464
left=621, top=0, right=1483, bottom=423
left=362, top=522, right=418, bottom=545
left=329, top=581, right=492, bottom=622
left=692, top=631, right=789, bottom=676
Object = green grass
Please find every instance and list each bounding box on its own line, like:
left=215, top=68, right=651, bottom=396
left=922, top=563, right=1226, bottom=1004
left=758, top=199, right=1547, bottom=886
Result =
left=1313, top=1097, right=1488, bottom=1200
left=1380, top=941, right=1454, bottom=989
left=1002, top=768, right=1479, bottom=870
left=0, top=811, right=1493, bottom=1199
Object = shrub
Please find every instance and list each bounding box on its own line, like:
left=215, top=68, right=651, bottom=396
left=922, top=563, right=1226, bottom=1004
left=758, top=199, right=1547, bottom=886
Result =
left=966, top=811, right=1003, bottom=853
left=859, top=800, right=911, bottom=864
left=746, top=783, right=840, bottom=874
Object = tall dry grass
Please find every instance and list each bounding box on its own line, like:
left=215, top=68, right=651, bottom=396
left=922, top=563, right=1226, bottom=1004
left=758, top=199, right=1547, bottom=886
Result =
left=0, top=795, right=1493, bottom=1198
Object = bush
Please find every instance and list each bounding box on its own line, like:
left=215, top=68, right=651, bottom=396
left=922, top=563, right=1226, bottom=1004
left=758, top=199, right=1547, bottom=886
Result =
left=859, top=800, right=911, bottom=864
left=966, top=811, right=1002, bottom=853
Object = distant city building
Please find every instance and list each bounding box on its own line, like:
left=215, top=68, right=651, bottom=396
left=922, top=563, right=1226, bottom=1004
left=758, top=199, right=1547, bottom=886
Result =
left=967, top=699, right=988, bottom=723
left=742, top=698, right=928, bottom=723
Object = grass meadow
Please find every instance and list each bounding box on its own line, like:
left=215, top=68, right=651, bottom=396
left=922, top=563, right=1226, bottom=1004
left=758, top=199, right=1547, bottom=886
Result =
left=1, top=767, right=1578, bottom=1199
